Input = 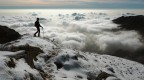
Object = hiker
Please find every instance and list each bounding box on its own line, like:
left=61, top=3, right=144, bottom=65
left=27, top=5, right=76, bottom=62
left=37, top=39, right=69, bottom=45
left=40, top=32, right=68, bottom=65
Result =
left=34, top=18, right=43, bottom=37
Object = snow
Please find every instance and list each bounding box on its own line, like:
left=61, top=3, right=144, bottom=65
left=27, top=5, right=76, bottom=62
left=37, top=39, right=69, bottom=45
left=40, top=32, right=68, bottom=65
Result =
left=0, top=51, right=43, bottom=80
left=0, top=50, right=25, bottom=57
left=44, top=49, right=144, bottom=80
left=5, top=35, right=55, bottom=53
left=11, top=59, right=43, bottom=80
left=0, top=32, right=144, bottom=80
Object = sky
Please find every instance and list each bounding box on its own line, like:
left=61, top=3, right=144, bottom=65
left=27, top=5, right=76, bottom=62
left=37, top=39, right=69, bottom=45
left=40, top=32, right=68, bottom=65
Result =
left=0, top=0, right=144, bottom=9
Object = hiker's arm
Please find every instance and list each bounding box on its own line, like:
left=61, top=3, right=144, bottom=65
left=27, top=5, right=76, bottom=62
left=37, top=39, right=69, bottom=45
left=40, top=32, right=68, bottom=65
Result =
left=39, top=24, right=44, bottom=29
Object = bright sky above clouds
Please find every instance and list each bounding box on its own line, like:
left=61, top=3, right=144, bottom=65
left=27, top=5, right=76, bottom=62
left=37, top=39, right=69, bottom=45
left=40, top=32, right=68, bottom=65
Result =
left=0, top=0, right=144, bottom=8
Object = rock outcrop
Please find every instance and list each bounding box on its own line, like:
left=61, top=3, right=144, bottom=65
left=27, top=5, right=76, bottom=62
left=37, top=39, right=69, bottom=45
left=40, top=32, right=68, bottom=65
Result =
left=112, top=15, right=144, bottom=36
left=0, top=25, right=21, bottom=44
left=112, top=15, right=144, bottom=64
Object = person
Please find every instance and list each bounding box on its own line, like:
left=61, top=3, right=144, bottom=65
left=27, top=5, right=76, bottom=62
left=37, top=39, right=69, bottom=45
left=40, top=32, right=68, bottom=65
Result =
left=34, top=18, right=43, bottom=37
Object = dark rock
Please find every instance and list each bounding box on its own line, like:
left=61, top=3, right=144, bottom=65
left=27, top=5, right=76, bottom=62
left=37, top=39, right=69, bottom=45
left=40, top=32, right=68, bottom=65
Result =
left=87, top=72, right=97, bottom=80
left=112, top=15, right=144, bottom=36
left=76, top=75, right=83, bottom=79
left=0, top=25, right=21, bottom=44
left=54, top=61, right=63, bottom=70
left=72, top=55, right=78, bottom=60
left=6, top=58, right=16, bottom=68
left=96, top=72, right=114, bottom=80
left=107, top=67, right=115, bottom=73
left=87, top=71, right=115, bottom=80
left=43, top=55, right=52, bottom=62
left=10, top=44, right=44, bottom=68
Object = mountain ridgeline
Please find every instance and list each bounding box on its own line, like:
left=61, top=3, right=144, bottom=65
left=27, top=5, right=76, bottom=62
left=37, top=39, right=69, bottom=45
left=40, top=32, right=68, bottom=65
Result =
left=112, top=15, right=144, bottom=64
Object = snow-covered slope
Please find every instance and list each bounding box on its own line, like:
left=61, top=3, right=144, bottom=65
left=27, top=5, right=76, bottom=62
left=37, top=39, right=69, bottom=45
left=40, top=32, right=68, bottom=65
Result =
left=52, top=50, right=144, bottom=80
left=0, top=35, right=144, bottom=80
left=0, top=51, right=43, bottom=80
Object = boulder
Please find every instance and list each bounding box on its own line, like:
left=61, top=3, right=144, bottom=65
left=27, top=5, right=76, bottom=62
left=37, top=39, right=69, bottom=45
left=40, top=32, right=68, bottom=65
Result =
left=0, top=25, right=21, bottom=44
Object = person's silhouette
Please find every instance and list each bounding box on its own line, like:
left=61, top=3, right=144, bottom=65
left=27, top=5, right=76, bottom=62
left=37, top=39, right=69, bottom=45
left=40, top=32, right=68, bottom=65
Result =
left=34, top=18, right=43, bottom=37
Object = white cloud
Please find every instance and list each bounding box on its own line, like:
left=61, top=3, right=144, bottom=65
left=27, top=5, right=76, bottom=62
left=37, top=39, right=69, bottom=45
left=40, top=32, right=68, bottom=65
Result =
left=0, top=11, right=143, bottom=54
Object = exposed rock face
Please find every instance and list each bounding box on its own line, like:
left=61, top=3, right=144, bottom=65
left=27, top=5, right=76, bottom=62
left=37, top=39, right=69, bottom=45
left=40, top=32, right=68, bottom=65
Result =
left=96, top=72, right=114, bottom=80
left=0, top=25, right=21, bottom=44
left=112, top=15, right=144, bottom=36
left=10, top=44, right=44, bottom=68
left=112, top=15, right=144, bottom=64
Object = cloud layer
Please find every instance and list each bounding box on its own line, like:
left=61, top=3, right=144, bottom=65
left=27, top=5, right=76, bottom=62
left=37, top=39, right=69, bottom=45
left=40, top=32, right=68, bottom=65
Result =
left=0, top=10, right=143, bottom=55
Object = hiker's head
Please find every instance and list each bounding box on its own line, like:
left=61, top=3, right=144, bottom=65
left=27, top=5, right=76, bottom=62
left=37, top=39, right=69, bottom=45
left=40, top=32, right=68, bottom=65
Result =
left=37, top=18, right=39, bottom=21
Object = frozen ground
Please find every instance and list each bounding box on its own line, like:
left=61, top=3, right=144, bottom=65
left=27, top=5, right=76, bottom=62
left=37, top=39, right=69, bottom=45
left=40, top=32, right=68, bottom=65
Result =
left=0, top=35, right=144, bottom=80
left=0, top=10, right=144, bottom=80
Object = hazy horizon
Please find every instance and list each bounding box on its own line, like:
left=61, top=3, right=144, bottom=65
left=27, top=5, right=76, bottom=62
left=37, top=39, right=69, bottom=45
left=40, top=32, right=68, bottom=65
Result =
left=0, top=5, right=144, bottom=9
left=0, top=0, right=144, bottom=9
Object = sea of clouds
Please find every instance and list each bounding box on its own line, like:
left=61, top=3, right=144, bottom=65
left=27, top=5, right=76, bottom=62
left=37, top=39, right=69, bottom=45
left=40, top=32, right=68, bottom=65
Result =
left=0, top=11, right=143, bottom=55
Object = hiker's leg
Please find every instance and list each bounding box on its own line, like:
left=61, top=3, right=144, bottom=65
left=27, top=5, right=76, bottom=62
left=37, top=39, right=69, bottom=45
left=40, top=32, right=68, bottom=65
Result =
left=34, top=31, right=38, bottom=37
left=38, top=31, right=40, bottom=37
left=38, top=28, right=40, bottom=37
